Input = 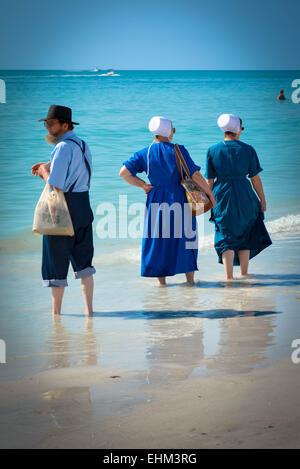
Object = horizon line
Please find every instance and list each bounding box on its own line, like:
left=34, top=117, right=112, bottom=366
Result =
left=0, top=68, right=299, bottom=72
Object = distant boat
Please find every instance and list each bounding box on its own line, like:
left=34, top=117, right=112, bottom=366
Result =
left=99, top=69, right=120, bottom=77
left=92, top=67, right=100, bottom=72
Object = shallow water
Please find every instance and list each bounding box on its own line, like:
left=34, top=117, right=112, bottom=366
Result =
left=0, top=70, right=299, bottom=382
left=0, top=233, right=299, bottom=382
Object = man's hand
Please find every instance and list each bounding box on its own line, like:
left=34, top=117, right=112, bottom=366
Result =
left=32, top=162, right=52, bottom=186
left=49, top=184, right=60, bottom=191
left=31, top=162, right=59, bottom=190
left=37, top=163, right=49, bottom=180
left=31, top=162, right=50, bottom=176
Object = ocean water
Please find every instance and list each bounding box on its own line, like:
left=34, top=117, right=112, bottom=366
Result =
left=0, top=70, right=299, bottom=240
left=0, top=70, right=300, bottom=381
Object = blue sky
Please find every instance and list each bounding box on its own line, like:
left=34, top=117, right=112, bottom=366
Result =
left=1, top=0, right=299, bottom=69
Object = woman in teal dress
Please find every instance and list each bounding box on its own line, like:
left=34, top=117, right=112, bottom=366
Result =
left=120, top=116, right=216, bottom=286
left=205, top=114, right=272, bottom=280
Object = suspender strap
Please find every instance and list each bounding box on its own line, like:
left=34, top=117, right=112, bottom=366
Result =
left=174, top=144, right=190, bottom=180
left=65, top=138, right=91, bottom=192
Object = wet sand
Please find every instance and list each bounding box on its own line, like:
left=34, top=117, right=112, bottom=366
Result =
left=0, top=355, right=299, bottom=449
left=0, top=234, right=300, bottom=448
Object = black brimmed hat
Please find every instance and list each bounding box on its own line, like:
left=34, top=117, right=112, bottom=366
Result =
left=38, top=105, right=79, bottom=125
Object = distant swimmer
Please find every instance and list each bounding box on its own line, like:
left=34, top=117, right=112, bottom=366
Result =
left=277, top=89, right=286, bottom=101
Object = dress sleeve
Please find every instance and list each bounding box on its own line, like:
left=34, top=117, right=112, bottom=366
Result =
left=248, top=147, right=263, bottom=178
left=179, top=145, right=201, bottom=177
left=123, top=151, right=145, bottom=177
left=47, top=142, right=71, bottom=190
left=205, top=150, right=216, bottom=179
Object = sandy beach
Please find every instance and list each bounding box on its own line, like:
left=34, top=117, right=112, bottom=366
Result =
left=0, top=355, right=299, bottom=449
left=0, top=76, right=299, bottom=446
left=0, top=9, right=299, bottom=450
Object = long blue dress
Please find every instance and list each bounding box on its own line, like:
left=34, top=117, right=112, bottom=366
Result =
left=123, top=142, right=200, bottom=277
left=205, top=140, right=272, bottom=266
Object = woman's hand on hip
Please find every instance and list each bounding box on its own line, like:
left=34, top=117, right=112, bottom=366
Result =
left=143, top=183, right=154, bottom=195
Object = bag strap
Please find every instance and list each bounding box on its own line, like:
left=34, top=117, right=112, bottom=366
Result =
left=174, top=145, right=184, bottom=180
left=65, top=138, right=91, bottom=192
left=174, top=144, right=191, bottom=179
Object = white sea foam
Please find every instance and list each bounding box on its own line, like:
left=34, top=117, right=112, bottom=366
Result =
left=93, top=214, right=300, bottom=266
left=94, top=247, right=141, bottom=266
left=2, top=74, right=120, bottom=78
left=61, top=74, right=103, bottom=77
left=59, top=74, right=121, bottom=77
left=1, top=214, right=299, bottom=265
left=99, top=73, right=120, bottom=77
left=265, top=214, right=300, bottom=235
left=61, top=74, right=120, bottom=77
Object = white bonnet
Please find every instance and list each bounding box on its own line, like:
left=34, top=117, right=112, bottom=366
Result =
left=148, top=116, right=172, bottom=137
left=217, top=114, right=240, bottom=134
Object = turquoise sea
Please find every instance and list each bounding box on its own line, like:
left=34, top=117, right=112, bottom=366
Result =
left=0, top=70, right=300, bottom=236
left=0, top=70, right=300, bottom=383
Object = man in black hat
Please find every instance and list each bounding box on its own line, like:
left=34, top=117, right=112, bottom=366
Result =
left=31, top=105, right=96, bottom=315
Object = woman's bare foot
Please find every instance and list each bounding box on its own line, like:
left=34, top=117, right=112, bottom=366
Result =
left=185, top=271, right=195, bottom=285
left=241, top=273, right=255, bottom=279
left=157, top=276, right=166, bottom=286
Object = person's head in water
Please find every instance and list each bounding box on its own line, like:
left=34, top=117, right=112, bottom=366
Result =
left=38, top=105, right=79, bottom=145
left=148, top=116, right=175, bottom=142
left=277, top=89, right=286, bottom=100
left=217, top=114, right=244, bottom=140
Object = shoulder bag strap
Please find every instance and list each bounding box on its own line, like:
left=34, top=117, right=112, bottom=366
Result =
left=174, top=144, right=191, bottom=179
left=174, top=144, right=184, bottom=180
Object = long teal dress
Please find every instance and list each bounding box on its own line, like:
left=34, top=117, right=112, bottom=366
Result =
left=123, top=142, right=200, bottom=277
left=205, top=140, right=272, bottom=265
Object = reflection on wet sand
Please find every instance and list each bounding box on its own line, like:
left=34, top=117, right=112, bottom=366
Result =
left=46, top=316, right=98, bottom=369
left=41, top=386, right=93, bottom=430
left=205, top=287, right=277, bottom=374
left=44, top=282, right=282, bottom=386
left=141, top=286, right=279, bottom=382
left=0, top=270, right=293, bottom=449
left=142, top=287, right=205, bottom=383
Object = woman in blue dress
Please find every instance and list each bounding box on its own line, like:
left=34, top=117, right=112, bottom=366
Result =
left=120, top=116, right=216, bottom=286
left=205, top=113, right=272, bottom=281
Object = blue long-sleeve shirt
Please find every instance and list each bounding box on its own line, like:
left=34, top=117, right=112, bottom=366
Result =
left=47, top=130, right=92, bottom=192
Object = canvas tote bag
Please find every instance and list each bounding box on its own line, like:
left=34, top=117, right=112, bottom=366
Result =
left=32, top=184, right=74, bottom=236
